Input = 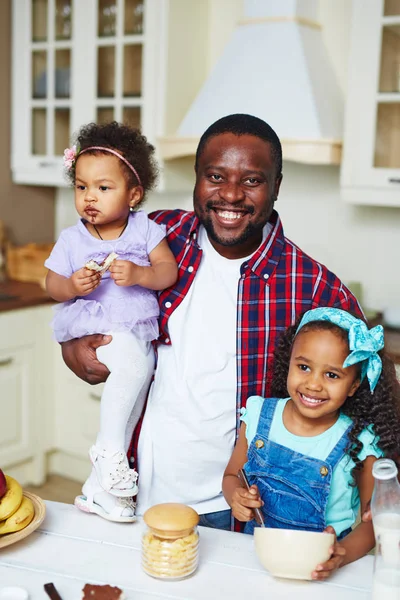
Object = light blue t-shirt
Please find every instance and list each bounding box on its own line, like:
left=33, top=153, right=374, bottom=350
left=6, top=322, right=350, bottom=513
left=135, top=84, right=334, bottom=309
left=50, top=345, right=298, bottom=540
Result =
left=240, top=396, right=383, bottom=536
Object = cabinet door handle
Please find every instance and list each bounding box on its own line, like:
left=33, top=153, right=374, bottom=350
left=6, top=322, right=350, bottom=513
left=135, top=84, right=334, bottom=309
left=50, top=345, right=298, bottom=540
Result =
left=89, top=392, right=102, bottom=401
left=388, top=178, right=400, bottom=183
left=0, top=357, right=13, bottom=367
left=38, top=161, right=59, bottom=168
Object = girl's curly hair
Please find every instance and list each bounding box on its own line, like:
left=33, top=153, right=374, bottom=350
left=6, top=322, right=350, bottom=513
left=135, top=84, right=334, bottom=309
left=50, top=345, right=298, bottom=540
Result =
left=270, top=314, right=400, bottom=479
left=67, top=121, right=159, bottom=208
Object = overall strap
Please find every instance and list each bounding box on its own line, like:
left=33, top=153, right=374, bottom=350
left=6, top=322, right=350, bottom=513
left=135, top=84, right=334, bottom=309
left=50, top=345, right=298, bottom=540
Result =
left=256, top=397, right=281, bottom=439
left=325, top=423, right=353, bottom=470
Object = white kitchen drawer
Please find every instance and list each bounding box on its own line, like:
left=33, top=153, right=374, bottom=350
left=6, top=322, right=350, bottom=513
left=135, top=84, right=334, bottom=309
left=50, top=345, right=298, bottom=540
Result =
left=0, top=345, right=34, bottom=466
left=0, top=307, right=39, bottom=349
left=0, top=305, right=53, bottom=485
left=54, top=378, right=102, bottom=458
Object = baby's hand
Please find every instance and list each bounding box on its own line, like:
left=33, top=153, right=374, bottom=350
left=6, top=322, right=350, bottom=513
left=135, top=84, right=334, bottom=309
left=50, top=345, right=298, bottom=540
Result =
left=231, top=484, right=263, bottom=522
left=311, top=526, right=346, bottom=580
left=109, top=260, right=142, bottom=287
left=70, top=267, right=101, bottom=296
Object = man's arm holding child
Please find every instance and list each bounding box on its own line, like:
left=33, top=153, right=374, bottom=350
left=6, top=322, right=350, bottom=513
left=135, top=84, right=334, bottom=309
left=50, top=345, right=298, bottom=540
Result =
left=61, top=334, right=112, bottom=385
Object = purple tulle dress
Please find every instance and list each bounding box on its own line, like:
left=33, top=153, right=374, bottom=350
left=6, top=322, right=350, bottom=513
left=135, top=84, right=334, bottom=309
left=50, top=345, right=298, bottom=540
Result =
left=45, top=211, right=166, bottom=343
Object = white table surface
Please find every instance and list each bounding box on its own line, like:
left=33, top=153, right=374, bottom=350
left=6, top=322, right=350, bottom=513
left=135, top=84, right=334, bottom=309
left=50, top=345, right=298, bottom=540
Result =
left=0, top=501, right=374, bottom=599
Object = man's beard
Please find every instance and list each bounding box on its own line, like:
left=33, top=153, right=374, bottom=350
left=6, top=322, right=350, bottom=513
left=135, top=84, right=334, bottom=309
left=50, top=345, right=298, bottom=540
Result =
left=194, top=197, right=276, bottom=248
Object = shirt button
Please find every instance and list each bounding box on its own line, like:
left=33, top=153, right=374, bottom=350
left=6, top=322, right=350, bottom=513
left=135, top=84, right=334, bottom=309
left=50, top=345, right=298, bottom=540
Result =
left=255, top=439, right=264, bottom=449
left=165, top=301, right=172, bottom=308
left=263, top=273, right=269, bottom=280
left=165, top=338, right=170, bottom=344
left=320, top=466, right=329, bottom=477
left=188, top=266, right=194, bottom=273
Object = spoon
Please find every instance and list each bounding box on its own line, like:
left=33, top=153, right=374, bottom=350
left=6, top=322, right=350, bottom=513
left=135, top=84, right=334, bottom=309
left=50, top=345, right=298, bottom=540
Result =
left=238, top=468, right=265, bottom=527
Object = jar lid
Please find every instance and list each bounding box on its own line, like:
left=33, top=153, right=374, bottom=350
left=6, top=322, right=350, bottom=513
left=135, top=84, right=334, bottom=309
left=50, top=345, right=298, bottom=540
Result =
left=143, top=503, right=199, bottom=532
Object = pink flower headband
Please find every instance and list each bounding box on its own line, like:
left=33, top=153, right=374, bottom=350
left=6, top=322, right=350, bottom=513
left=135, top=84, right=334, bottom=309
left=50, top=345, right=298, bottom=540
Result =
left=63, top=145, right=142, bottom=186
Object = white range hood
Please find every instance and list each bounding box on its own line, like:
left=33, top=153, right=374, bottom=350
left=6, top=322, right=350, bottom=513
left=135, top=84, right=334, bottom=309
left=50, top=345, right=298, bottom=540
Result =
left=159, top=0, right=344, bottom=165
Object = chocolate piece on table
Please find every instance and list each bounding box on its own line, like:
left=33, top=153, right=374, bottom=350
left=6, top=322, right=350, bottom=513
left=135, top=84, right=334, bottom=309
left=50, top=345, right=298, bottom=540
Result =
left=82, top=584, right=124, bottom=600
left=44, top=583, right=63, bottom=600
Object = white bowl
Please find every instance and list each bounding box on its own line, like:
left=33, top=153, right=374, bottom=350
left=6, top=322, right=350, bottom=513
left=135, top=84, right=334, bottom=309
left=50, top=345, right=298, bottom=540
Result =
left=254, top=527, right=334, bottom=580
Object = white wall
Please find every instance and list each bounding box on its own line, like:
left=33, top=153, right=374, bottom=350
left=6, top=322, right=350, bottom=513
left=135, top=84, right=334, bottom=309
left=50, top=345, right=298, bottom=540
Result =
left=277, top=162, right=400, bottom=311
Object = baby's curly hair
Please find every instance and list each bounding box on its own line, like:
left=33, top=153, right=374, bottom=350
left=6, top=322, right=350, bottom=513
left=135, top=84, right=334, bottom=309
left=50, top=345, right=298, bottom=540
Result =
left=270, top=314, right=400, bottom=479
left=67, top=121, right=159, bottom=207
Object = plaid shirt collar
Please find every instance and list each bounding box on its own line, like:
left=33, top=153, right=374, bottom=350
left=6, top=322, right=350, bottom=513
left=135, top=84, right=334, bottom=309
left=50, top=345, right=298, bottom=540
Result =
left=183, top=209, right=284, bottom=278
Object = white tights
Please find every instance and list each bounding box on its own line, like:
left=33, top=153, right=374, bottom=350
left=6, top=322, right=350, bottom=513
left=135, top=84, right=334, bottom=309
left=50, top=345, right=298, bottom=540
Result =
left=95, top=331, right=154, bottom=453
left=82, top=331, right=154, bottom=509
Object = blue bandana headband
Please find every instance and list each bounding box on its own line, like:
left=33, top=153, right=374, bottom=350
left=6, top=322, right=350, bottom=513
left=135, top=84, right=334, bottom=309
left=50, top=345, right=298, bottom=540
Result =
left=296, top=308, right=384, bottom=392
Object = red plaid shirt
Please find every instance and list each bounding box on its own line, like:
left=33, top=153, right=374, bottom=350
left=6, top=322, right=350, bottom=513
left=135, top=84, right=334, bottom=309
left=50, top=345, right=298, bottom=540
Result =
left=151, top=208, right=362, bottom=417
left=130, top=209, right=362, bottom=517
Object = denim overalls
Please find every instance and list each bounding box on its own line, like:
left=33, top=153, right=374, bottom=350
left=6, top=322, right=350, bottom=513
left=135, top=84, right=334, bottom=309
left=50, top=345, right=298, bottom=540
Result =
left=243, top=398, right=353, bottom=537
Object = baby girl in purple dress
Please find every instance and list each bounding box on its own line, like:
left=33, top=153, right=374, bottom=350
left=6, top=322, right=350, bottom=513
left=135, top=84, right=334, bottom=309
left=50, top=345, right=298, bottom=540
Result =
left=45, top=122, right=178, bottom=522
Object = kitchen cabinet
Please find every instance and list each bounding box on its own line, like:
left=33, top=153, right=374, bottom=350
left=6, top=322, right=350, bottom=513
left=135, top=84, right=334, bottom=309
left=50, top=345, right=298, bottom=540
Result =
left=11, top=0, right=167, bottom=186
left=341, top=0, right=400, bottom=206
left=49, top=347, right=104, bottom=482
left=0, top=305, right=54, bottom=485
left=385, top=328, right=400, bottom=382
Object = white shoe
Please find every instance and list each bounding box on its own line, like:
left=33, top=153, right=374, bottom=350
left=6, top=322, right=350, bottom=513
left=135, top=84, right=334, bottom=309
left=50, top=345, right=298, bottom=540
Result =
left=74, top=493, right=136, bottom=523
left=89, top=445, right=139, bottom=497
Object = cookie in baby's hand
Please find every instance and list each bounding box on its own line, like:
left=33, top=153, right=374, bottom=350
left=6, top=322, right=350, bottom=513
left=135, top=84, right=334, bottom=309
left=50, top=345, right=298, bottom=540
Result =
left=85, top=252, right=118, bottom=273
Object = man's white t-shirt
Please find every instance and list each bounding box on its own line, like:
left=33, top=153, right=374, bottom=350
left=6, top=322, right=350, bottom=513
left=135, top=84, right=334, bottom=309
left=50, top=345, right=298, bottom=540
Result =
left=136, top=224, right=270, bottom=515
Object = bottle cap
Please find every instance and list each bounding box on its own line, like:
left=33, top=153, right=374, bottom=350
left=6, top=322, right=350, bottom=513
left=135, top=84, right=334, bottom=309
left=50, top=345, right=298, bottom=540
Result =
left=372, top=458, right=398, bottom=481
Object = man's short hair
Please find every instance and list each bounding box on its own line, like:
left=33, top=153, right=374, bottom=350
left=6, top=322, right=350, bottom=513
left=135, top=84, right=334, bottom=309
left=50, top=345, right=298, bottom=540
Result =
left=195, top=113, right=283, bottom=178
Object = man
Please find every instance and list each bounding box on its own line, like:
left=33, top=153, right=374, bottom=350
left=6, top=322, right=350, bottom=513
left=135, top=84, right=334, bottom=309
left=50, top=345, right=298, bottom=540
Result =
left=62, top=114, right=362, bottom=529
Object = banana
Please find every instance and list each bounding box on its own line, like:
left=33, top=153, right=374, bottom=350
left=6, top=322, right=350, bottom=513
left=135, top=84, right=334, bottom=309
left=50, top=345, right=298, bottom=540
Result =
left=0, top=475, right=23, bottom=520
left=0, top=495, right=34, bottom=535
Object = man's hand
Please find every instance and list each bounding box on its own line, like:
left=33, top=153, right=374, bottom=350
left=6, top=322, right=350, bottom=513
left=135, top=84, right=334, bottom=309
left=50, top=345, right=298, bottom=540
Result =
left=230, top=484, right=263, bottom=522
left=61, top=334, right=112, bottom=385
left=311, top=526, right=346, bottom=580
left=109, top=260, right=142, bottom=287
left=69, top=267, right=101, bottom=296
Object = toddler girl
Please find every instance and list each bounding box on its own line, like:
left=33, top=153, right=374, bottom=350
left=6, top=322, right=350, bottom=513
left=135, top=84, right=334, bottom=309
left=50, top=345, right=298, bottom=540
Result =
left=45, top=122, right=178, bottom=522
left=223, top=307, right=400, bottom=578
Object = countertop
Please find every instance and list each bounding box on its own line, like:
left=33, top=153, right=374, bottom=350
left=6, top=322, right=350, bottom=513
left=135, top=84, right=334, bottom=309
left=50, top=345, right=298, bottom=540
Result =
left=0, top=500, right=373, bottom=599
left=0, top=279, right=53, bottom=312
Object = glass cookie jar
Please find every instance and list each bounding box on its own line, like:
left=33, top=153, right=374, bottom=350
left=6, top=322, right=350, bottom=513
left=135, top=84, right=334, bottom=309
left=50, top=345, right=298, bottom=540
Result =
left=142, top=503, right=200, bottom=580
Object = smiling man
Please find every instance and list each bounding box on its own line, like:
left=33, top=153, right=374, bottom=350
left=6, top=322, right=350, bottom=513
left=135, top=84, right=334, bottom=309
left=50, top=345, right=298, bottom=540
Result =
left=61, top=114, right=363, bottom=528
left=193, top=131, right=281, bottom=257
